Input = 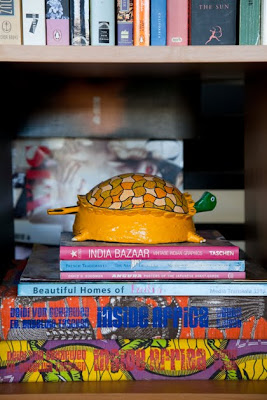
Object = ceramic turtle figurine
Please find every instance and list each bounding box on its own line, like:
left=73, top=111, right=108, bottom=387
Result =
left=47, top=173, right=217, bottom=244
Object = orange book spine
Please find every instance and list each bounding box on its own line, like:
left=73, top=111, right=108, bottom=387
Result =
left=134, top=0, right=150, bottom=46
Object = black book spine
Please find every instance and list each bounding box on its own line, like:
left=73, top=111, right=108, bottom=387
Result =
left=190, top=0, right=237, bottom=45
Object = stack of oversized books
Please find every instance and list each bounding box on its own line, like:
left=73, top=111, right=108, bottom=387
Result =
left=0, top=230, right=267, bottom=383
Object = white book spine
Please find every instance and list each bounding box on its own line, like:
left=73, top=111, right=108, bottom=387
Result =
left=90, top=0, right=115, bottom=45
left=22, top=0, right=46, bottom=45
left=262, top=0, right=267, bottom=44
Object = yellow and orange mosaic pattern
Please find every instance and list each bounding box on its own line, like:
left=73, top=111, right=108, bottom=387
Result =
left=86, top=173, right=188, bottom=214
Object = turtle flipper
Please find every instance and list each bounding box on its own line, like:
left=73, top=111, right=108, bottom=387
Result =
left=72, top=232, right=90, bottom=242
left=187, top=232, right=206, bottom=243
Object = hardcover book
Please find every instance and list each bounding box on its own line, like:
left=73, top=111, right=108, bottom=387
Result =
left=239, top=0, right=261, bottom=45
left=151, top=0, right=166, bottom=46
left=117, top=0, right=133, bottom=45
left=134, top=0, right=150, bottom=45
left=22, top=0, right=46, bottom=45
left=167, top=0, right=188, bottom=46
left=0, top=339, right=266, bottom=382
left=70, top=0, right=90, bottom=45
left=45, top=0, right=70, bottom=45
left=60, top=230, right=240, bottom=260
left=90, top=0, right=115, bottom=45
left=190, top=0, right=237, bottom=45
left=0, top=0, right=22, bottom=44
left=17, top=245, right=267, bottom=297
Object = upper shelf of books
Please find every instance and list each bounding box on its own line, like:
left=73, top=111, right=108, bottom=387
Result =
left=1, top=46, right=267, bottom=77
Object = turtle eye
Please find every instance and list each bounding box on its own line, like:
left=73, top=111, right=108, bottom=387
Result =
left=211, top=196, right=215, bottom=202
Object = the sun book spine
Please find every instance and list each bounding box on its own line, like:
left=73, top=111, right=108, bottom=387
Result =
left=45, top=0, right=70, bottom=45
left=167, top=0, right=188, bottom=46
left=239, top=0, right=261, bottom=45
left=190, top=0, right=237, bottom=45
left=134, top=0, right=150, bottom=45
left=90, top=0, right=115, bottom=45
left=22, top=0, right=46, bottom=45
left=60, top=245, right=240, bottom=260
left=0, top=0, right=22, bottom=44
left=70, top=0, right=90, bottom=45
left=150, top=0, right=166, bottom=45
left=117, top=0, right=133, bottom=45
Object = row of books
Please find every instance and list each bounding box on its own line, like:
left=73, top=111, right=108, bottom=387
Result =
left=1, top=229, right=267, bottom=382
left=0, top=0, right=266, bottom=46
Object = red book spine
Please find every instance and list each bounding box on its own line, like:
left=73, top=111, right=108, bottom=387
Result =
left=60, top=245, right=240, bottom=260
left=167, top=0, right=188, bottom=46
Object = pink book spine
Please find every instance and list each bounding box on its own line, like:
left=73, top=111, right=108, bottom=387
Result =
left=167, top=0, right=188, bottom=46
left=46, top=19, right=69, bottom=45
left=60, top=271, right=246, bottom=280
left=60, top=246, right=239, bottom=260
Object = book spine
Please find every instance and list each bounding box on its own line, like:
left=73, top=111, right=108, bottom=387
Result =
left=70, top=0, right=90, bottom=45
left=90, top=0, right=115, bottom=45
left=117, top=0, right=133, bottom=45
left=59, top=259, right=246, bottom=271
left=60, top=245, right=240, bottom=260
left=1, top=292, right=266, bottom=340
left=17, top=281, right=267, bottom=297
left=45, top=0, right=70, bottom=45
left=0, top=0, right=22, bottom=44
left=167, top=0, right=188, bottom=46
left=134, top=0, right=150, bottom=45
left=190, top=0, right=237, bottom=45
left=1, top=339, right=266, bottom=382
left=22, top=0, right=46, bottom=45
left=262, top=0, right=267, bottom=44
left=239, top=0, right=261, bottom=45
left=60, top=271, right=246, bottom=280
left=150, top=0, right=166, bottom=45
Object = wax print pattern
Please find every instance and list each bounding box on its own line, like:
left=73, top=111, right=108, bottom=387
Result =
left=0, top=339, right=266, bottom=382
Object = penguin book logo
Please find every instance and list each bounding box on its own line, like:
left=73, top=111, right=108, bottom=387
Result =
left=1, top=20, right=11, bottom=33
left=0, top=0, right=14, bottom=16
left=53, top=29, right=62, bottom=41
left=205, top=26, right=222, bottom=45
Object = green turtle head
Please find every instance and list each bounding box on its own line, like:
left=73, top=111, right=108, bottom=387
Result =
left=194, top=192, right=217, bottom=213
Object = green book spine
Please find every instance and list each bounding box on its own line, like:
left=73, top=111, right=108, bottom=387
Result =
left=239, top=0, right=261, bottom=45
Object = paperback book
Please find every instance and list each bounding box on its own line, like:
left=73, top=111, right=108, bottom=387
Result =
left=60, top=230, right=240, bottom=260
left=70, top=0, right=90, bottom=45
left=90, top=0, right=115, bottom=45
left=117, top=0, right=133, bottom=45
left=0, top=339, right=266, bottom=382
left=134, top=0, right=150, bottom=45
left=239, top=0, right=261, bottom=45
left=45, top=0, right=70, bottom=45
left=167, top=0, right=188, bottom=46
left=0, top=0, right=22, bottom=44
left=22, top=0, right=46, bottom=45
left=151, top=0, right=167, bottom=46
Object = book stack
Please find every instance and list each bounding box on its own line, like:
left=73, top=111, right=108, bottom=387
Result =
left=1, top=230, right=267, bottom=382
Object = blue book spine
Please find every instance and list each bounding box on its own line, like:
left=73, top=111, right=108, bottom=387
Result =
left=60, top=259, right=246, bottom=272
left=18, top=281, right=267, bottom=297
left=150, top=0, right=167, bottom=45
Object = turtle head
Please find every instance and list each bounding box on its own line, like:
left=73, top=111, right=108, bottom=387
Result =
left=194, top=192, right=217, bottom=213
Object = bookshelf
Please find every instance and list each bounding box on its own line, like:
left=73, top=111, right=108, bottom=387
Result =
left=0, top=45, right=267, bottom=398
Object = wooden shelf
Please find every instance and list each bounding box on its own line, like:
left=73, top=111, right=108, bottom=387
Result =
left=1, top=381, right=267, bottom=400
left=0, top=45, right=267, bottom=77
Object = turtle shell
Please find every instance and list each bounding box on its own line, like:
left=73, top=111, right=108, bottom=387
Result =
left=86, top=173, right=190, bottom=214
